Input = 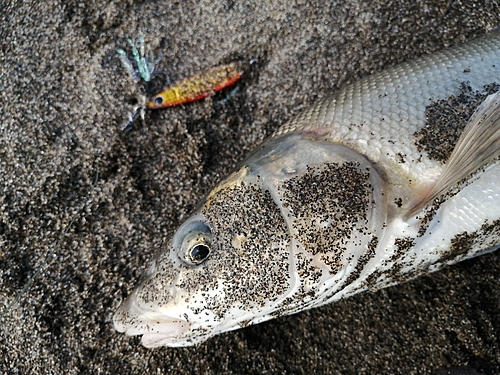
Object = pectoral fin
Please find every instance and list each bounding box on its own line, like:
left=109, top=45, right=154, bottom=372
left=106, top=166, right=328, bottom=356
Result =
left=407, top=91, right=500, bottom=218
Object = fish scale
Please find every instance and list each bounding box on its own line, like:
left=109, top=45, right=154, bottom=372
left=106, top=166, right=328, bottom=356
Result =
left=280, top=33, right=500, bottom=180
left=114, top=31, right=500, bottom=347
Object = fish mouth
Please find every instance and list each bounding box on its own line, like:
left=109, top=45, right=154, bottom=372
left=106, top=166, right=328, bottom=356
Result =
left=113, top=292, right=192, bottom=348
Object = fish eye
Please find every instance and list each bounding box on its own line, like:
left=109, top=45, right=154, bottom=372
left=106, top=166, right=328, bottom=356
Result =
left=153, top=96, right=163, bottom=106
left=176, top=221, right=213, bottom=266
left=189, top=244, right=211, bottom=263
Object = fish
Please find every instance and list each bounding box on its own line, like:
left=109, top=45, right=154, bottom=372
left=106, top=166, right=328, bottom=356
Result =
left=113, top=31, right=500, bottom=348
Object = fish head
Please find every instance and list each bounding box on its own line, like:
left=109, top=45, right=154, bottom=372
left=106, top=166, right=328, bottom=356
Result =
left=113, top=165, right=299, bottom=347
left=114, top=132, right=389, bottom=347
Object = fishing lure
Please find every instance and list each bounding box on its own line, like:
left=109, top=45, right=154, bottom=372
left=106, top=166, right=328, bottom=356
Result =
left=146, top=63, right=243, bottom=109
left=117, top=38, right=243, bottom=129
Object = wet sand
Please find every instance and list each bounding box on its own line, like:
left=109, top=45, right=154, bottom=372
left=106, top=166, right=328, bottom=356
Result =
left=1, top=1, right=499, bottom=374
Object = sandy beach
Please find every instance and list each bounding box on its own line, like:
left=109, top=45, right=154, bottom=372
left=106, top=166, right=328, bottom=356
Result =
left=1, top=1, right=499, bottom=373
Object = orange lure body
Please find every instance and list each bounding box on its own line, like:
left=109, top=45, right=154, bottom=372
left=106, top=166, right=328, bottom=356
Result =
left=147, top=63, right=243, bottom=109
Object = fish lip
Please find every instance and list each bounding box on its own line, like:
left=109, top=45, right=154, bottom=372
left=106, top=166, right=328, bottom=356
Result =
left=113, top=294, right=193, bottom=347
left=138, top=321, right=193, bottom=348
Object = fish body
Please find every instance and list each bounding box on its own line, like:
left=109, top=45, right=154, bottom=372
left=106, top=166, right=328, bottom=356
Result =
left=114, top=32, right=500, bottom=347
left=146, top=63, right=243, bottom=109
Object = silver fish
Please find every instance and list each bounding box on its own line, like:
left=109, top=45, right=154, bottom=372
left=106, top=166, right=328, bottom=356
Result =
left=114, top=32, right=500, bottom=347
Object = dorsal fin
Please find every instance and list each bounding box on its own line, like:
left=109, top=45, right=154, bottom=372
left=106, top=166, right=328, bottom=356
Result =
left=406, top=91, right=500, bottom=219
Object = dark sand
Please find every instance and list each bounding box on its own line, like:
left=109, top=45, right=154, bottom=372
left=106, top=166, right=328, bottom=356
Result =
left=1, top=1, right=500, bottom=374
